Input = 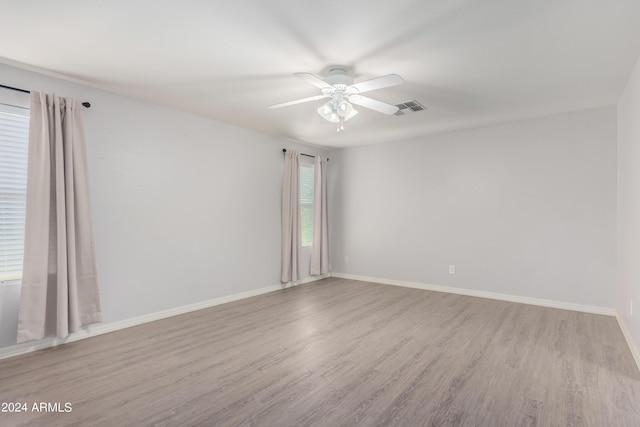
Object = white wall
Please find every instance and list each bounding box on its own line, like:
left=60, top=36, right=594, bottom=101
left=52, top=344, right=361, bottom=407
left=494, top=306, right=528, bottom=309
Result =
left=330, top=107, right=617, bottom=308
left=0, top=63, right=328, bottom=348
left=617, top=55, right=640, bottom=357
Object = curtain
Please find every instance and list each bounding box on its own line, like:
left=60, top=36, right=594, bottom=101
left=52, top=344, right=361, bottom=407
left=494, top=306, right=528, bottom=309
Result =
left=17, top=92, right=102, bottom=343
left=281, top=150, right=301, bottom=282
left=310, top=156, right=329, bottom=275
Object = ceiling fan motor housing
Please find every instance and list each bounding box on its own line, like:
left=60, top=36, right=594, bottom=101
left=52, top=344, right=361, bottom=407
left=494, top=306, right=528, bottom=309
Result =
left=324, top=68, right=354, bottom=90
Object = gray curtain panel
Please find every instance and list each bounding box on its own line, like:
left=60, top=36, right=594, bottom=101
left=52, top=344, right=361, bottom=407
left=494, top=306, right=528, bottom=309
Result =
left=310, top=156, right=329, bottom=275
left=17, top=92, right=102, bottom=343
left=281, top=150, right=301, bottom=282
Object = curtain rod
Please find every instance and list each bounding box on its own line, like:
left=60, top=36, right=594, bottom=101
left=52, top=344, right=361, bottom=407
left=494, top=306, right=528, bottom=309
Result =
left=0, top=84, right=91, bottom=108
left=282, top=148, right=329, bottom=161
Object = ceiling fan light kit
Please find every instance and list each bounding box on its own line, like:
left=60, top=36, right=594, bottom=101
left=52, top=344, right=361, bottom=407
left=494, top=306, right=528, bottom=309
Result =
left=269, top=67, right=404, bottom=132
left=317, top=95, right=359, bottom=132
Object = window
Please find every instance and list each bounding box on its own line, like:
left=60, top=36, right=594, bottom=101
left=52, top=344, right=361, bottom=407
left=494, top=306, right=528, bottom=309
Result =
left=0, top=102, right=29, bottom=283
left=300, top=162, right=314, bottom=247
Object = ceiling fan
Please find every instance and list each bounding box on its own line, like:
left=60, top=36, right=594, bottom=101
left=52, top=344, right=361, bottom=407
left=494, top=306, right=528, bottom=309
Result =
left=268, top=68, right=404, bottom=131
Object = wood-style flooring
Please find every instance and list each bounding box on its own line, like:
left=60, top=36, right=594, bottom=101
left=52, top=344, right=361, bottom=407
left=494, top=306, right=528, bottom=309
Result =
left=1, top=278, right=639, bottom=426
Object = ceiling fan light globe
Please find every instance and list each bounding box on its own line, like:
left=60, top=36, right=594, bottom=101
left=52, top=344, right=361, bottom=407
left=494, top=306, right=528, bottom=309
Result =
left=336, top=100, right=353, bottom=117
left=317, top=101, right=340, bottom=123
left=345, top=107, right=358, bottom=121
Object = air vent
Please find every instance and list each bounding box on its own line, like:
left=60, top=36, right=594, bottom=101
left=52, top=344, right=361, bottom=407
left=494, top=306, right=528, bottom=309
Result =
left=395, top=100, right=426, bottom=116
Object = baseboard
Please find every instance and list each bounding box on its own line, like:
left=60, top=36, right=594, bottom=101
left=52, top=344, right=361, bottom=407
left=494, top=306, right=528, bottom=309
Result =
left=331, top=273, right=616, bottom=316
left=0, top=274, right=329, bottom=361
left=615, top=313, right=640, bottom=372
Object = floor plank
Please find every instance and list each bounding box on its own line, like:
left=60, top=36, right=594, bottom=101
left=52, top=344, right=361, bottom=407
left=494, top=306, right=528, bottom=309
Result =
left=0, top=278, right=638, bottom=426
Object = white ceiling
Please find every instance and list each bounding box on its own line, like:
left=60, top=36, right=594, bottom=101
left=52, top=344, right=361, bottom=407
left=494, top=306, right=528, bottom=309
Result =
left=1, top=1, right=640, bottom=148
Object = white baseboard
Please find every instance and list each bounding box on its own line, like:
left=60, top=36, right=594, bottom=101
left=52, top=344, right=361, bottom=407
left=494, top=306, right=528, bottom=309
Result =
left=0, top=274, right=329, bottom=361
left=331, top=273, right=617, bottom=316
left=615, top=314, right=640, bottom=372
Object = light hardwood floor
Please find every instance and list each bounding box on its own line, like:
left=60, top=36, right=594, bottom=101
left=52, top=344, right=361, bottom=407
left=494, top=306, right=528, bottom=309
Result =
left=1, top=278, right=639, bottom=426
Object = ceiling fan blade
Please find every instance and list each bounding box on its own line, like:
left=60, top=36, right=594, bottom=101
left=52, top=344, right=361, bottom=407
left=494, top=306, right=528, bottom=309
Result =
left=294, top=72, right=334, bottom=89
left=348, top=74, right=404, bottom=94
left=268, top=94, right=329, bottom=109
left=349, top=95, right=399, bottom=114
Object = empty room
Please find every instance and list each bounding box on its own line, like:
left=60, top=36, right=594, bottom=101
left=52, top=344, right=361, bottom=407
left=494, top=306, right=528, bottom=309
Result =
left=1, top=1, right=640, bottom=426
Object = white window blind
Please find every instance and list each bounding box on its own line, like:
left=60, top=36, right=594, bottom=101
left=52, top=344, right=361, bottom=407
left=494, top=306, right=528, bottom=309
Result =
left=300, top=162, right=314, bottom=248
left=0, top=103, right=29, bottom=283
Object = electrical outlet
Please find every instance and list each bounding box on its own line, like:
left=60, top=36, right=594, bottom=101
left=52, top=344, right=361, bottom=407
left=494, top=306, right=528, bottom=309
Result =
left=449, top=265, right=456, bottom=274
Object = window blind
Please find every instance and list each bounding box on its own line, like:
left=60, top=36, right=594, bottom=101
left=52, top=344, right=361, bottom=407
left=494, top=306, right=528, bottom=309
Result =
left=0, top=103, right=29, bottom=283
left=300, top=163, right=314, bottom=247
